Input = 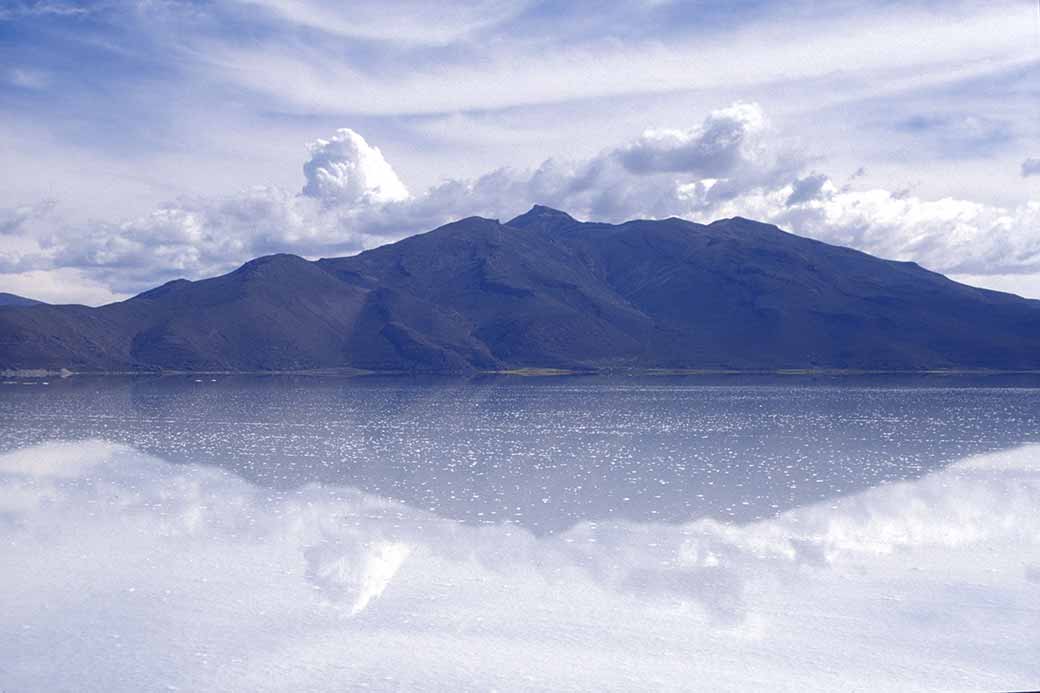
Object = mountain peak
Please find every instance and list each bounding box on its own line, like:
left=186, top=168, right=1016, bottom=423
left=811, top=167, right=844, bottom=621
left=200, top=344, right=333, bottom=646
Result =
left=133, top=278, right=192, bottom=301
left=232, top=253, right=310, bottom=275
left=506, top=205, right=578, bottom=230
left=3, top=210, right=1040, bottom=373
left=710, top=216, right=782, bottom=232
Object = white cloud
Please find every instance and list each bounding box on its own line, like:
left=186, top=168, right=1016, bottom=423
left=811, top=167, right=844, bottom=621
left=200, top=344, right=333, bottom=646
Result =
left=948, top=271, right=1040, bottom=300
left=785, top=173, right=831, bottom=207
left=615, top=102, right=768, bottom=176
left=44, top=187, right=386, bottom=293
left=3, top=0, right=1035, bottom=289
left=202, top=5, right=1033, bottom=116
left=0, top=1, right=92, bottom=20
left=0, top=199, right=55, bottom=235
left=0, top=267, right=126, bottom=305
left=3, top=102, right=1040, bottom=303
left=301, top=128, right=410, bottom=206
left=754, top=188, right=1040, bottom=277
left=232, top=0, right=531, bottom=45
left=1, top=439, right=1038, bottom=690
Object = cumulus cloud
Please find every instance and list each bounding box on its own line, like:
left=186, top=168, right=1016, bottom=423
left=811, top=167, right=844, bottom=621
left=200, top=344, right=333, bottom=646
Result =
left=44, top=188, right=406, bottom=294
left=3, top=102, right=1040, bottom=303
left=0, top=199, right=54, bottom=235
left=745, top=186, right=1040, bottom=276
left=1, top=439, right=1039, bottom=690
left=301, top=128, right=410, bottom=206
left=0, top=131, right=417, bottom=294
left=400, top=102, right=797, bottom=223
left=784, top=173, right=832, bottom=207
left=0, top=267, right=124, bottom=305
left=615, top=102, right=767, bottom=176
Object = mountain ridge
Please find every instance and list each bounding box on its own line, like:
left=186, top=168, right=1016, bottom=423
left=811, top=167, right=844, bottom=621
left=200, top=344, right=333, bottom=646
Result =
left=2, top=207, right=1039, bottom=373
left=0, top=292, right=46, bottom=308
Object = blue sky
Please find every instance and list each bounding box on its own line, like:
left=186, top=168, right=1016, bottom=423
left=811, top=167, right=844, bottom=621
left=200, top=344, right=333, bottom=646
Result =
left=1, top=0, right=1038, bottom=303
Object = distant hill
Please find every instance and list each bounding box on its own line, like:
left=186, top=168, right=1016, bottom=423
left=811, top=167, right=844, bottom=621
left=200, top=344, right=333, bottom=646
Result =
left=0, top=292, right=45, bottom=307
left=2, top=206, right=1039, bottom=372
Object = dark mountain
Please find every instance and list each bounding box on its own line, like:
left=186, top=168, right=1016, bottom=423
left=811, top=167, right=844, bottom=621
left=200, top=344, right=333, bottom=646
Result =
left=0, top=292, right=45, bottom=307
left=2, top=207, right=1040, bottom=372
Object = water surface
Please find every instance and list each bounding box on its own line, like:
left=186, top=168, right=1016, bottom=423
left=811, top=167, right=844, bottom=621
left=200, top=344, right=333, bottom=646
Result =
left=3, top=374, right=1040, bottom=691
left=3, top=373, right=1039, bottom=532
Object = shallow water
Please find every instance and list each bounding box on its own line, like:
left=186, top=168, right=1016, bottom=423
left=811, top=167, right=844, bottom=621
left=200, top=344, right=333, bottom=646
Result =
left=2, top=375, right=1039, bottom=691
left=2, top=373, right=1040, bottom=531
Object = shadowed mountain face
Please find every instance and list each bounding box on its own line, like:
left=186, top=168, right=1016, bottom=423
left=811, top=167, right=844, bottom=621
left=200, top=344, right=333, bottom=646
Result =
left=0, top=293, right=44, bottom=307
left=2, top=207, right=1040, bottom=372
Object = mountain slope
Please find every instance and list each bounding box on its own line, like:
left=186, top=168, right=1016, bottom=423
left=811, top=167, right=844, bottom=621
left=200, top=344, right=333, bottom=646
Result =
left=2, top=207, right=1040, bottom=372
left=0, top=254, right=495, bottom=371
left=0, top=292, right=45, bottom=307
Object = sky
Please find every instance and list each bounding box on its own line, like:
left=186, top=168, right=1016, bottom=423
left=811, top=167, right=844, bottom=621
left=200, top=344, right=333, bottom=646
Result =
left=0, top=0, right=1038, bottom=304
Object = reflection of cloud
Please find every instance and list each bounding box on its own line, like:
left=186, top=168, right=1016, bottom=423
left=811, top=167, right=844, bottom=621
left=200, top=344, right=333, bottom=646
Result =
left=305, top=537, right=412, bottom=615
left=1, top=440, right=1039, bottom=690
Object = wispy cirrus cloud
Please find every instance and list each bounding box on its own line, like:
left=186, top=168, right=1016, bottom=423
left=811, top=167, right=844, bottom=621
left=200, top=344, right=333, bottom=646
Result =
left=0, top=1, right=94, bottom=20
left=200, top=4, right=1033, bottom=116
left=230, top=0, right=531, bottom=45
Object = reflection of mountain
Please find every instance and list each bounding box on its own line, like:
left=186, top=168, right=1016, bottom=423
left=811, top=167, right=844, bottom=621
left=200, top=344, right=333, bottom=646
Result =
left=5, top=375, right=1040, bottom=532
left=2, top=439, right=1038, bottom=691
left=4, top=207, right=1040, bottom=372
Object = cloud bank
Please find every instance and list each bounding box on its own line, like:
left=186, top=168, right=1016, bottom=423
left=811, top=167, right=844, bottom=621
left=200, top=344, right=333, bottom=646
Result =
left=1, top=439, right=1038, bottom=691
left=2, top=0, right=1037, bottom=306
left=1, top=102, right=1039, bottom=302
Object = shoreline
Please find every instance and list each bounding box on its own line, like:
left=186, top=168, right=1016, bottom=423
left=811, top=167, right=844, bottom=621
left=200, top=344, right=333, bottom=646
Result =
left=6, top=366, right=1040, bottom=379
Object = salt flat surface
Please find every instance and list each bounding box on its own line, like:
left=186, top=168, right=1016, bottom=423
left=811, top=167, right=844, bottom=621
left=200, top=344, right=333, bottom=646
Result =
left=1, top=377, right=1038, bottom=690
left=2, top=375, right=1040, bottom=531
left=1, top=439, right=1038, bottom=691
